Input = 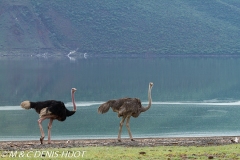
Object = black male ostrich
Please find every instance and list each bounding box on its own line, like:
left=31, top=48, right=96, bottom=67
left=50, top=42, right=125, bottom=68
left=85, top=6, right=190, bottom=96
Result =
left=20, top=88, right=77, bottom=144
left=98, top=82, right=153, bottom=142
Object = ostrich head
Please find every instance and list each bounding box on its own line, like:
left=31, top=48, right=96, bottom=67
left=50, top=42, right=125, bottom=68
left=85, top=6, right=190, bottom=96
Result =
left=150, top=82, right=153, bottom=88
left=72, top=88, right=77, bottom=93
left=20, top=101, right=31, bottom=109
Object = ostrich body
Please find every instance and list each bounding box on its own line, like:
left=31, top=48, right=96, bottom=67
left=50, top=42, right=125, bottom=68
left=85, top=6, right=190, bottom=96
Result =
left=20, top=88, right=77, bottom=144
left=98, top=82, right=153, bottom=142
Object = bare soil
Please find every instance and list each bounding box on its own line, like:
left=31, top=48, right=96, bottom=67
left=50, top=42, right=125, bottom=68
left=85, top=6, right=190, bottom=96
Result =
left=0, top=136, right=238, bottom=151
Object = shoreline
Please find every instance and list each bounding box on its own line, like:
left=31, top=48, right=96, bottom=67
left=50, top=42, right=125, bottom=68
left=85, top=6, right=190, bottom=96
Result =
left=0, top=136, right=239, bottom=150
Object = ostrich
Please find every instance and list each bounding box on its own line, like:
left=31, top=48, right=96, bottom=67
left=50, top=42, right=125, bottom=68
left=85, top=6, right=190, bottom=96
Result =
left=20, top=88, right=77, bottom=144
left=98, top=82, right=153, bottom=142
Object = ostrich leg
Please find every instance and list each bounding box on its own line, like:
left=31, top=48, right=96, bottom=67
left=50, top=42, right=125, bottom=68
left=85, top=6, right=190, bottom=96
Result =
left=117, top=117, right=126, bottom=142
left=38, top=115, right=56, bottom=144
left=126, top=116, right=134, bottom=141
left=48, top=118, right=54, bottom=144
left=38, top=117, right=48, bottom=144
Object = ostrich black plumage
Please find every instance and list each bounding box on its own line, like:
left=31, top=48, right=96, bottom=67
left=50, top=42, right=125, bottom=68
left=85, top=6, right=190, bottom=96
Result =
left=20, top=88, right=77, bottom=144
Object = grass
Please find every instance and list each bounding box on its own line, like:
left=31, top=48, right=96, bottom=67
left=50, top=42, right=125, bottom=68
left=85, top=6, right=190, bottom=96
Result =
left=1, top=144, right=240, bottom=159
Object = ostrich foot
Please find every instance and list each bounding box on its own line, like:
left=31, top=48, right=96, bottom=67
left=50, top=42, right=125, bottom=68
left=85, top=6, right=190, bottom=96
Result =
left=40, top=136, right=45, bottom=144
left=118, top=139, right=122, bottom=142
left=48, top=141, right=52, bottom=144
left=131, top=139, right=135, bottom=141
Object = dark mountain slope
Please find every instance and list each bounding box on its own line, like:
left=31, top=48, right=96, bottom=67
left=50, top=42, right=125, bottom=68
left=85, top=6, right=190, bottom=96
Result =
left=1, top=0, right=240, bottom=55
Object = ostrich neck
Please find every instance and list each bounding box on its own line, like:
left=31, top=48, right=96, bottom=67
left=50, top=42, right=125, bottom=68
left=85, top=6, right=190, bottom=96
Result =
left=141, top=85, right=152, bottom=112
left=72, top=91, right=76, bottom=111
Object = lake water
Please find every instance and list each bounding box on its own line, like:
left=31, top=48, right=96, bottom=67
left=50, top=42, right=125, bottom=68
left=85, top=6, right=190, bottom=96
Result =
left=1, top=54, right=240, bottom=141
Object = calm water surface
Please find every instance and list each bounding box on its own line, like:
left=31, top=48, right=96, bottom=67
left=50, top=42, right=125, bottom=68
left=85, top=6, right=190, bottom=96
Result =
left=1, top=55, right=240, bottom=141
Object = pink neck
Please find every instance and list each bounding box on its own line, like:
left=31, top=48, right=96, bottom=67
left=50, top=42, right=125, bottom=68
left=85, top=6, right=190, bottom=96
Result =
left=72, top=91, right=76, bottom=111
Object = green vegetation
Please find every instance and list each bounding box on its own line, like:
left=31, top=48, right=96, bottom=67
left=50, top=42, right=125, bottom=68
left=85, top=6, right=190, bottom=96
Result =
left=1, top=0, right=240, bottom=55
left=1, top=144, right=240, bottom=159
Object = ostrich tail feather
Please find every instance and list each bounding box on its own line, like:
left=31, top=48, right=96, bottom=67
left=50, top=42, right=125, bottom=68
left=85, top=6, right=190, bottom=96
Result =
left=98, top=102, right=111, bottom=114
left=20, top=101, right=31, bottom=110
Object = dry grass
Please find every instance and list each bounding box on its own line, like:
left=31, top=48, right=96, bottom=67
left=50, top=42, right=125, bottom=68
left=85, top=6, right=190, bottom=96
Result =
left=1, top=144, right=240, bottom=159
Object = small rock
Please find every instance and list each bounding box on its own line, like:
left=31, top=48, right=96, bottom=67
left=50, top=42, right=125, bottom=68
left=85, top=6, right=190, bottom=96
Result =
left=208, top=155, right=214, bottom=159
left=139, top=151, right=146, bottom=155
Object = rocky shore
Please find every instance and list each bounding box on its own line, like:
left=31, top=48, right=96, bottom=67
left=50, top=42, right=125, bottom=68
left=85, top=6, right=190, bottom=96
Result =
left=0, top=136, right=238, bottom=151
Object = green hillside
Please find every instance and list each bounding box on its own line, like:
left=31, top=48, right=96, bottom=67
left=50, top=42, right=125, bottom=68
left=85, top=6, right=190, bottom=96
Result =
left=1, top=0, right=240, bottom=55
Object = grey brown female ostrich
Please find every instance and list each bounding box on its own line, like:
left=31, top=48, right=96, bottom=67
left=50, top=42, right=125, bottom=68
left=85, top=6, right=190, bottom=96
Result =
left=20, top=88, right=77, bottom=144
left=98, top=82, right=153, bottom=142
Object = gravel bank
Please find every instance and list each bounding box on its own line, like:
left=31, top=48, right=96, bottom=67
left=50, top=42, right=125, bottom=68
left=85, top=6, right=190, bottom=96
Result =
left=0, top=136, right=239, bottom=151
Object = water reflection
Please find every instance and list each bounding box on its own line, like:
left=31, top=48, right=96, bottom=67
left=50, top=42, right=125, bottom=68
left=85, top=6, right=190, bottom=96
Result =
left=1, top=102, right=240, bottom=141
left=1, top=55, right=240, bottom=139
left=1, top=56, right=240, bottom=104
